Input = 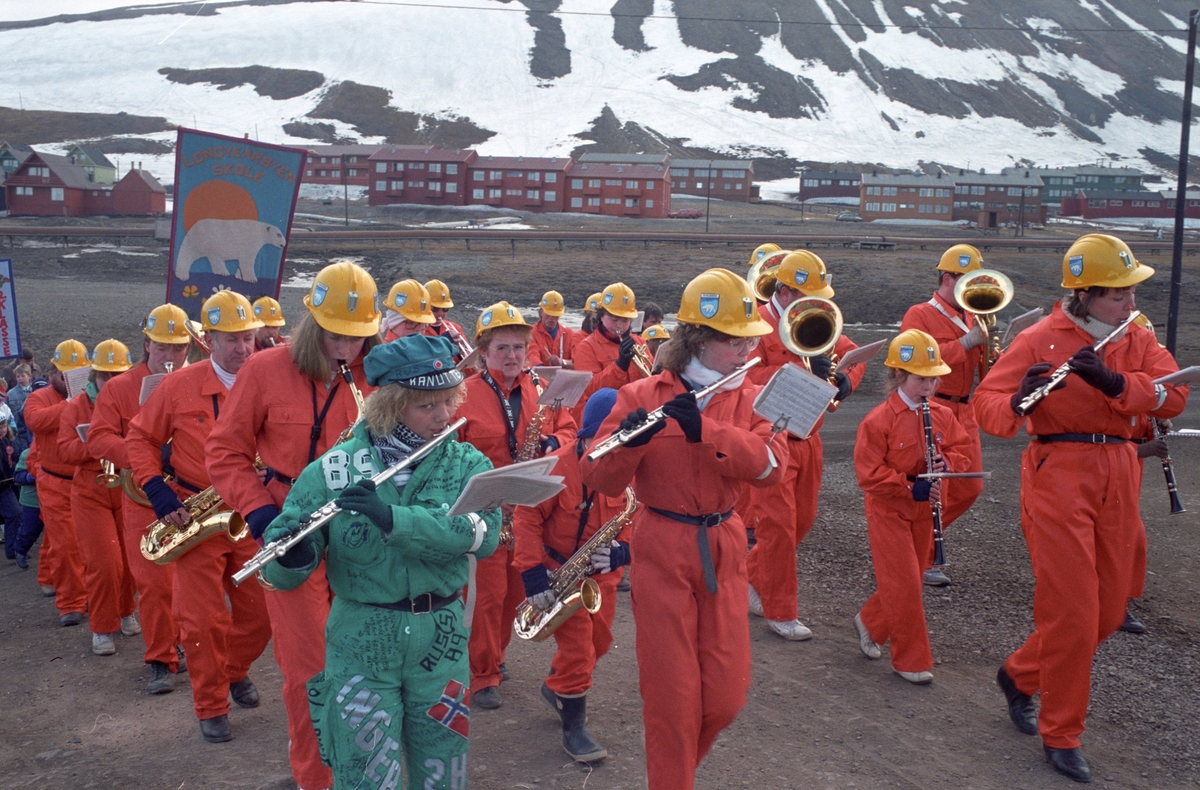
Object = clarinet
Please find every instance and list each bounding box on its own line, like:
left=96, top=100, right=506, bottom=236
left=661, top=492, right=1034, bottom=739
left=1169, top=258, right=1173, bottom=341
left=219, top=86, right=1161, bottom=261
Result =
left=920, top=398, right=946, bottom=566
left=1152, top=418, right=1186, bottom=514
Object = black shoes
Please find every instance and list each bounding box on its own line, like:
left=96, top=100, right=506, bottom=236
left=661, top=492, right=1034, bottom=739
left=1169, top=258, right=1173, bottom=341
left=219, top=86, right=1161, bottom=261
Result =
left=1045, top=746, right=1091, bottom=783
left=148, top=660, right=175, bottom=694
left=15, top=552, right=28, bottom=569
left=996, top=666, right=1038, bottom=736
left=59, top=612, right=84, bottom=627
left=499, top=662, right=509, bottom=683
left=1119, top=611, right=1147, bottom=634
left=230, top=677, right=260, bottom=708
left=199, top=714, right=232, bottom=743
left=473, top=685, right=501, bottom=709
left=541, top=683, right=607, bottom=762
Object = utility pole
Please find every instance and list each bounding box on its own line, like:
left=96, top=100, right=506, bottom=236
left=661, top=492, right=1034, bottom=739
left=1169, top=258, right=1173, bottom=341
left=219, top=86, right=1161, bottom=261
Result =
left=799, top=167, right=806, bottom=222
left=1168, top=8, right=1199, bottom=356
left=705, top=159, right=714, bottom=233
left=343, top=154, right=350, bottom=227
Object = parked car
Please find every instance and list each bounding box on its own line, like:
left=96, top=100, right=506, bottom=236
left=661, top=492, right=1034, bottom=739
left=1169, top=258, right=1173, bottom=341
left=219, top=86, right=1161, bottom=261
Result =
left=836, top=212, right=863, bottom=222
left=669, top=208, right=703, bottom=218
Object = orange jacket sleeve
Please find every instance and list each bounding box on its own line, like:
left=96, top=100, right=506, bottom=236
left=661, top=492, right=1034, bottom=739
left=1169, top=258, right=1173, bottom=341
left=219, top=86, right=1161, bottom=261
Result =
left=127, top=374, right=177, bottom=486
left=57, top=395, right=94, bottom=468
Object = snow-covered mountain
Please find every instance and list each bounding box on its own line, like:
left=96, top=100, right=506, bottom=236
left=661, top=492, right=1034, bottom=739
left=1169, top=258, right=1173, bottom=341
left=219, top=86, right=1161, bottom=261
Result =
left=1, top=0, right=1194, bottom=194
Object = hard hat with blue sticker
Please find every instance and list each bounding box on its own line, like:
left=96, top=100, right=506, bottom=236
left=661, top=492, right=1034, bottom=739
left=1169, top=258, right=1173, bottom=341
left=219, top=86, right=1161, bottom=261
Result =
left=207, top=307, right=221, bottom=326
left=899, top=345, right=914, bottom=363
left=699, top=293, right=720, bottom=319
left=312, top=282, right=329, bottom=307
left=1068, top=255, right=1084, bottom=277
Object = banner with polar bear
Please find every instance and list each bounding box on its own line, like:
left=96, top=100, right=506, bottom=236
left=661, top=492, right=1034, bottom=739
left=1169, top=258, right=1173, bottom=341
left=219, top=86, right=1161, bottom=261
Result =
left=165, top=128, right=306, bottom=314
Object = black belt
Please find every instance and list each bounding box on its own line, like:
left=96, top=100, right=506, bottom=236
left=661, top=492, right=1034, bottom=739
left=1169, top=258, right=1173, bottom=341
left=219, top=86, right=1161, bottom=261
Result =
left=173, top=475, right=204, bottom=494
left=935, top=392, right=970, bottom=404
left=268, top=468, right=295, bottom=487
left=648, top=506, right=735, bottom=595
left=367, top=592, right=459, bottom=615
left=40, top=466, right=74, bottom=481
left=1037, top=433, right=1129, bottom=445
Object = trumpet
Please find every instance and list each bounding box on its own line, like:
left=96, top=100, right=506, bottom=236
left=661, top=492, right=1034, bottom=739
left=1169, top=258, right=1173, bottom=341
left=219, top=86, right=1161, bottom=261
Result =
left=1015, top=310, right=1141, bottom=416
left=746, top=249, right=791, bottom=302
left=631, top=341, right=653, bottom=378
left=779, top=295, right=844, bottom=411
left=184, top=320, right=212, bottom=355
left=233, top=417, right=468, bottom=585
left=587, top=359, right=761, bottom=461
left=443, top=321, right=475, bottom=361
left=96, top=459, right=122, bottom=487
left=954, top=269, right=1014, bottom=376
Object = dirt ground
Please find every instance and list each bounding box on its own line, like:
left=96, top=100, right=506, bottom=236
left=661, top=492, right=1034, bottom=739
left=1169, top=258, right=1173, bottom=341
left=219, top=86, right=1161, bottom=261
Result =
left=2, top=199, right=1200, bottom=789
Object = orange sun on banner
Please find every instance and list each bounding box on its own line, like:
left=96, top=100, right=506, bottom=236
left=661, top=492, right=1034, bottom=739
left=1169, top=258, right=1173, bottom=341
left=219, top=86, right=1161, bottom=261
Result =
left=182, top=180, right=258, bottom=232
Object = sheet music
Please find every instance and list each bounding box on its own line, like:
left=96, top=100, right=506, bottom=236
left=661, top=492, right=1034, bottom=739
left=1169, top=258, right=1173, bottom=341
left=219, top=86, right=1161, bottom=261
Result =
left=1154, top=366, right=1200, bottom=387
left=631, top=311, right=645, bottom=334
left=531, top=366, right=561, bottom=384
left=139, top=373, right=167, bottom=405
left=536, top=369, right=592, bottom=408
left=836, top=339, right=886, bottom=369
left=448, top=455, right=564, bottom=516
left=76, top=423, right=89, bottom=443
left=753, top=363, right=838, bottom=439
left=64, top=366, right=91, bottom=401
left=1001, top=307, right=1045, bottom=347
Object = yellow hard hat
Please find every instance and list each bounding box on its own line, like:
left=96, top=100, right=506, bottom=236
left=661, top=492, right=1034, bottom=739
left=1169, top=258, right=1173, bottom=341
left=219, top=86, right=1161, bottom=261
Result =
left=884, top=329, right=951, bottom=376
left=600, top=282, right=638, bottom=319
left=143, top=304, right=191, bottom=345
left=252, top=296, right=286, bottom=327
left=203, top=291, right=264, bottom=334
left=90, top=339, right=133, bottom=373
left=1062, top=234, right=1154, bottom=290
left=643, top=324, right=671, bottom=340
left=748, top=243, right=783, bottom=269
left=584, top=293, right=602, bottom=313
left=475, top=301, right=528, bottom=341
left=677, top=269, right=772, bottom=338
left=385, top=279, right=436, bottom=324
left=937, top=244, right=984, bottom=274
left=424, top=279, right=454, bottom=309
left=52, top=339, right=90, bottom=372
left=539, top=290, right=566, bottom=317
left=776, top=251, right=834, bottom=299
left=304, top=261, right=381, bottom=338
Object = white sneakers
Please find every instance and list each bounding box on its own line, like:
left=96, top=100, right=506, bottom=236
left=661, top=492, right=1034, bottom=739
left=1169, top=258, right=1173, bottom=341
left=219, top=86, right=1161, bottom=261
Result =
left=92, top=632, right=116, bottom=656
left=120, top=613, right=142, bottom=636
left=853, top=613, right=882, bottom=660
left=767, top=619, right=813, bottom=641
left=748, top=584, right=764, bottom=618
left=894, top=669, right=934, bottom=685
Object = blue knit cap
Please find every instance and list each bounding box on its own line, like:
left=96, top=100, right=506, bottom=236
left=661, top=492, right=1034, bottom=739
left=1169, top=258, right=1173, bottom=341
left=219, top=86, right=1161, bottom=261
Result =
left=364, top=335, right=464, bottom=390
left=578, top=388, right=619, bottom=440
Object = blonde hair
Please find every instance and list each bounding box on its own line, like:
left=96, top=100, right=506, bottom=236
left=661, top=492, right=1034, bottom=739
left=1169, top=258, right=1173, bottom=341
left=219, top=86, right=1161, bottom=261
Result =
left=656, top=323, right=724, bottom=373
left=290, top=312, right=382, bottom=381
left=477, top=324, right=532, bottom=354
left=363, top=381, right=467, bottom=436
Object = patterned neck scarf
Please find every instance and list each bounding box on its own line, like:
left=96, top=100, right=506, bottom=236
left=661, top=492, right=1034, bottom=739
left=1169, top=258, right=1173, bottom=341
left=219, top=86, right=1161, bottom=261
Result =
left=370, top=422, right=429, bottom=492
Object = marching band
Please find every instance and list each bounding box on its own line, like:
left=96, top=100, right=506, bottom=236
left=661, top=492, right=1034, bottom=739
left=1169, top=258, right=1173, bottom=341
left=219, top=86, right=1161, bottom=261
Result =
left=9, top=231, right=1191, bottom=788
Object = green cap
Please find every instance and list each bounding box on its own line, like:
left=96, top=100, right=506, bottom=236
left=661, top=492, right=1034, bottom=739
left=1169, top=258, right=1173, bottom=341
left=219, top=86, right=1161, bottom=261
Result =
left=364, top=335, right=464, bottom=391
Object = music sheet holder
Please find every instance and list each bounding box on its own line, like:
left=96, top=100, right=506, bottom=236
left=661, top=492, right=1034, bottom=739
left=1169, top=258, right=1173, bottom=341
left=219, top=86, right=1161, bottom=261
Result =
left=753, top=363, right=838, bottom=440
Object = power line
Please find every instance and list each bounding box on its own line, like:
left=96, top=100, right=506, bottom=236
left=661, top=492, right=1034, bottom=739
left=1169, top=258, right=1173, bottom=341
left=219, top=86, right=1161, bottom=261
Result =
left=348, top=0, right=1188, bottom=36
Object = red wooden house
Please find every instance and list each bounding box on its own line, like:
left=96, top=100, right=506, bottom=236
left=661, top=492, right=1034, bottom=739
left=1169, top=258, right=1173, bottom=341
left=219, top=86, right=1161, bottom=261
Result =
left=466, top=155, right=572, bottom=212
left=112, top=168, right=166, bottom=214
left=4, top=152, right=93, bottom=216
left=302, top=144, right=385, bottom=187
left=367, top=146, right=478, bottom=206
left=564, top=163, right=670, bottom=218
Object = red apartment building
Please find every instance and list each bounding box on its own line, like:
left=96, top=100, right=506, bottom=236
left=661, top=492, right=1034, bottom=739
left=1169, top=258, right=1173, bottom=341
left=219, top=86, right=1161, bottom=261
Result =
left=1059, top=189, right=1200, bottom=221
left=799, top=170, right=861, bottom=202
left=564, top=163, right=670, bottom=218
left=859, top=171, right=954, bottom=221
left=367, top=146, right=479, bottom=207
left=668, top=159, right=756, bottom=202
left=952, top=170, right=1046, bottom=227
left=466, top=155, right=572, bottom=212
left=303, top=144, right=386, bottom=187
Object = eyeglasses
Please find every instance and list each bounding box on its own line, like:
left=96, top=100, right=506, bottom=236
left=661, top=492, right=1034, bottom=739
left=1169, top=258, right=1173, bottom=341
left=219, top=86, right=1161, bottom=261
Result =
left=491, top=344, right=527, bottom=357
left=723, top=336, right=761, bottom=352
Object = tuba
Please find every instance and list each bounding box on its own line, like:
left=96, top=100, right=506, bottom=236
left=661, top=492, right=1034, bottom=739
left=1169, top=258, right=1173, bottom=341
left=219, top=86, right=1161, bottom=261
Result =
left=514, top=486, right=637, bottom=642
left=746, top=249, right=791, bottom=303
left=140, top=485, right=248, bottom=565
left=779, top=295, right=845, bottom=411
left=953, top=269, right=1013, bottom=377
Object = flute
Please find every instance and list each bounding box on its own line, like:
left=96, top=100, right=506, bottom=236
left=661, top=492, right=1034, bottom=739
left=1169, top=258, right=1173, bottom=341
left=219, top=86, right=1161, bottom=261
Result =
left=920, top=398, right=946, bottom=567
left=1015, top=311, right=1141, bottom=416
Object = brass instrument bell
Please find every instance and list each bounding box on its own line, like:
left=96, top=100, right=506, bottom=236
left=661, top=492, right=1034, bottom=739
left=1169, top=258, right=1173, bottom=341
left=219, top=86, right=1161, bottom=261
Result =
left=779, top=295, right=844, bottom=411
left=746, top=249, right=791, bottom=303
left=953, top=269, right=1014, bottom=376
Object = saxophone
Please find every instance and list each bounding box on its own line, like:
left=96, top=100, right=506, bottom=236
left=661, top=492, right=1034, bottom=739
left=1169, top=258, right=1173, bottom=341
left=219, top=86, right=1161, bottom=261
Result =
left=140, top=484, right=248, bottom=565
left=336, top=362, right=367, bottom=444
left=498, top=371, right=548, bottom=547
left=514, top=486, right=637, bottom=642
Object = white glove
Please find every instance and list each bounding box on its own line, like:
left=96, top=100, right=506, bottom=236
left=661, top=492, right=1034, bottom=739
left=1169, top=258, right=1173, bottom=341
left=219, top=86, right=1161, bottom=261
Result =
left=590, top=542, right=614, bottom=574
left=528, top=590, right=557, bottom=611
left=960, top=324, right=986, bottom=350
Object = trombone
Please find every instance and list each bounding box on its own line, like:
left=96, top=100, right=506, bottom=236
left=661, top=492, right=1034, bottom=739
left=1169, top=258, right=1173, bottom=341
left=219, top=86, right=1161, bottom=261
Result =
left=779, top=295, right=844, bottom=411
left=953, top=269, right=1014, bottom=376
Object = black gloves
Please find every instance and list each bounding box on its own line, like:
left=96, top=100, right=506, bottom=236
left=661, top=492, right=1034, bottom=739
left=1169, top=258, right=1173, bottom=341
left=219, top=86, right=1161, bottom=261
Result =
left=912, top=479, right=933, bottom=502
left=1010, top=362, right=1062, bottom=415
left=142, top=476, right=186, bottom=520
left=620, top=408, right=665, bottom=447
left=808, top=355, right=833, bottom=380
left=335, top=479, right=393, bottom=536
left=833, top=371, right=853, bottom=402
left=662, top=392, right=702, bottom=443
left=539, top=436, right=560, bottom=455
left=278, top=516, right=317, bottom=569
left=1069, top=346, right=1125, bottom=398
left=615, top=336, right=636, bottom=372
left=246, top=504, right=282, bottom=542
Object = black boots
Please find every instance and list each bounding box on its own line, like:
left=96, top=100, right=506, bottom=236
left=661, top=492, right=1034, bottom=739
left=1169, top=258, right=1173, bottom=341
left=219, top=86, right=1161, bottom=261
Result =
left=1045, top=746, right=1092, bottom=783
left=541, top=683, right=607, bottom=762
left=996, top=666, right=1038, bottom=736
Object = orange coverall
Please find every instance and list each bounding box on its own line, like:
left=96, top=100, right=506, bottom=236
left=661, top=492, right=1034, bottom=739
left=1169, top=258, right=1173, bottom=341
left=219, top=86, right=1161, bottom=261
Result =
left=743, top=300, right=864, bottom=622
left=571, top=327, right=650, bottom=423
left=854, top=392, right=972, bottom=672
left=512, top=441, right=629, bottom=696
left=58, top=390, right=135, bottom=636
left=206, top=345, right=371, bottom=790
left=23, top=386, right=87, bottom=616
left=974, top=304, right=1186, bottom=749
left=581, top=370, right=787, bottom=790
left=129, top=360, right=272, bottom=722
left=88, top=363, right=180, bottom=670
left=24, top=441, right=57, bottom=590
left=900, top=292, right=985, bottom=532
left=530, top=320, right=576, bottom=367
left=455, top=367, right=578, bottom=693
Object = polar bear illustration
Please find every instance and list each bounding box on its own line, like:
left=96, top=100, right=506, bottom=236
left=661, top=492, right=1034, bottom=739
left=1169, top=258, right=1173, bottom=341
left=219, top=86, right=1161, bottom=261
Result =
left=175, top=219, right=285, bottom=284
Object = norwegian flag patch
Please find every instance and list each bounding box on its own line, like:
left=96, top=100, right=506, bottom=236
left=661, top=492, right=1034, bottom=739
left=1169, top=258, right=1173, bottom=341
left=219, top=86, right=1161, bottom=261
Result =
left=426, top=680, right=471, bottom=738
